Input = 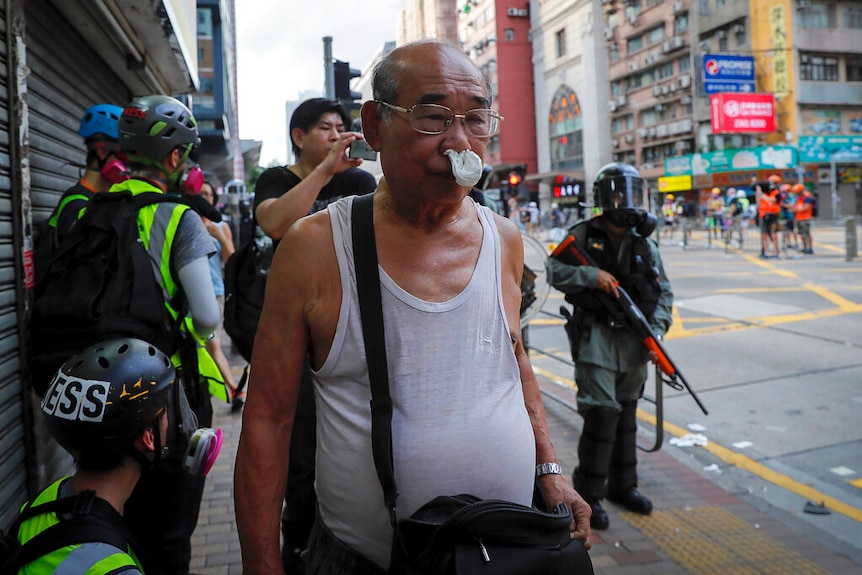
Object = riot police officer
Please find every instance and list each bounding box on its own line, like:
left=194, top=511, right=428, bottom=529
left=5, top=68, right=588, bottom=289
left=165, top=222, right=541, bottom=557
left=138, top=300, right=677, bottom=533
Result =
left=550, top=162, right=674, bottom=530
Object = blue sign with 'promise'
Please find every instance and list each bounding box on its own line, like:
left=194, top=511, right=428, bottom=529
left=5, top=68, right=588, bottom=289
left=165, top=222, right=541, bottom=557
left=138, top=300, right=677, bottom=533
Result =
left=703, top=53, right=755, bottom=94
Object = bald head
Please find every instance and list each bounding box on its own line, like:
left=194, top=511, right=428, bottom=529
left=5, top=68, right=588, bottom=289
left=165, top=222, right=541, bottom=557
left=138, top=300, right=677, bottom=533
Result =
left=372, top=40, right=491, bottom=107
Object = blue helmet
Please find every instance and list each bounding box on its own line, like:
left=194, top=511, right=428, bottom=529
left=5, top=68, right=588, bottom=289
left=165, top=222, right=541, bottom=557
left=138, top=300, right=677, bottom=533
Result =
left=78, top=104, right=123, bottom=140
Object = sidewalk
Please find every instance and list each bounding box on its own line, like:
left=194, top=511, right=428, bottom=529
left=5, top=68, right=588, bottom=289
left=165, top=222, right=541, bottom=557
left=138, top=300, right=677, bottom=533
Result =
left=190, top=358, right=862, bottom=575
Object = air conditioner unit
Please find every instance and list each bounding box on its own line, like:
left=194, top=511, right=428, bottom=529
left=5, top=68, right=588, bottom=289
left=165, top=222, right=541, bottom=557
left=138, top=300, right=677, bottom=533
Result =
left=608, top=101, right=618, bottom=112
left=673, top=1, right=685, bottom=13
left=699, top=40, right=711, bottom=52
left=679, top=74, right=691, bottom=88
left=655, top=103, right=664, bottom=111
left=617, top=95, right=627, bottom=106
left=731, top=24, right=745, bottom=34
left=637, top=128, right=647, bottom=137
left=669, top=82, right=677, bottom=92
left=672, top=35, right=684, bottom=49
left=625, top=134, right=635, bottom=143
left=629, top=61, right=640, bottom=70
left=627, top=14, right=638, bottom=26
left=717, top=30, right=728, bottom=39
left=662, top=41, right=672, bottom=53
left=642, top=162, right=654, bottom=170
left=506, top=7, right=528, bottom=17
left=652, top=85, right=662, bottom=96
left=647, top=128, right=656, bottom=138
left=680, top=95, right=693, bottom=104
left=661, top=85, right=670, bottom=94
left=604, top=27, right=614, bottom=39
left=675, top=140, right=692, bottom=151
left=612, top=138, right=620, bottom=148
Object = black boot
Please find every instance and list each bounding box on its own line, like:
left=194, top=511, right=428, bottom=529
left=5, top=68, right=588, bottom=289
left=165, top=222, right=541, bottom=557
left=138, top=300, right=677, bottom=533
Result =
left=573, top=407, right=620, bottom=530
left=607, top=400, right=653, bottom=515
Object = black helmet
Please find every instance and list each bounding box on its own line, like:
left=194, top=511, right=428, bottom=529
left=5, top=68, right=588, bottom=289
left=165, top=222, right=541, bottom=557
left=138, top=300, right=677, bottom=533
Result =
left=41, top=338, right=176, bottom=468
left=119, top=95, right=200, bottom=166
left=593, top=162, right=645, bottom=212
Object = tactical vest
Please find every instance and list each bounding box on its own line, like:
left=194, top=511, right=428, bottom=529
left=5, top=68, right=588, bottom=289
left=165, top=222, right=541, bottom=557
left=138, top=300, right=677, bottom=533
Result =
left=565, top=220, right=661, bottom=321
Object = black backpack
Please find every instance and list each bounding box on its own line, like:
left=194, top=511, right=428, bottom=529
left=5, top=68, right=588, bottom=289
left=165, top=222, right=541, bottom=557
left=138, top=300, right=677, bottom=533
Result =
left=29, top=191, right=186, bottom=396
left=223, top=227, right=274, bottom=363
left=0, top=490, right=156, bottom=575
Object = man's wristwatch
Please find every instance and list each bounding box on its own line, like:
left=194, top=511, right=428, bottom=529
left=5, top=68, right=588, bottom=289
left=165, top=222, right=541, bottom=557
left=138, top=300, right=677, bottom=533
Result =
left=535, top=462, right=563, bottom=478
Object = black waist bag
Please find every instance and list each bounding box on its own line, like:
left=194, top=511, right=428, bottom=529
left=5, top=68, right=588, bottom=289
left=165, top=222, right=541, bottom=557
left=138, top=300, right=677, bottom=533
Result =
left=351, top=195, right=594, bottom=575
left=392, top=494, right=592, bottom=575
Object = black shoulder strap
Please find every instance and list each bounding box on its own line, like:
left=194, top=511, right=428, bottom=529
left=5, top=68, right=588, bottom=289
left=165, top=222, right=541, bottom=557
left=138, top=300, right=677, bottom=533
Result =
left=350, top=194, right=399, bottom=526
left=11, top=491, right=161, bottom=574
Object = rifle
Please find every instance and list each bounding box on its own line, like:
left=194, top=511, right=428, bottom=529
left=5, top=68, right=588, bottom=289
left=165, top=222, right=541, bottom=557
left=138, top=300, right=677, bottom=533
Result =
left=551, top=233, right=709, bottom=415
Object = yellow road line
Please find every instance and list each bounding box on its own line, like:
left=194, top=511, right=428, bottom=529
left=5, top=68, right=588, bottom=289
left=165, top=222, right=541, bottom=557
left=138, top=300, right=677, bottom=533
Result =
left=637, top=410, right=862, bottom=524
left=532, top=362, right=862, bottom=524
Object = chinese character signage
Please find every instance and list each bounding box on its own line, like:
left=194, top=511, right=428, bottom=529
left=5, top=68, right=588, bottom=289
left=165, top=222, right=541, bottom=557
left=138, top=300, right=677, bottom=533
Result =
left=657, top=175, right=692, bottom=193
left=770, top=5, right=789, bottom=98
left=663, top=145, right=797, bottom=176
left=702, top=54, right=756, bottom=94
left=710, top=93, right=775, bottom=133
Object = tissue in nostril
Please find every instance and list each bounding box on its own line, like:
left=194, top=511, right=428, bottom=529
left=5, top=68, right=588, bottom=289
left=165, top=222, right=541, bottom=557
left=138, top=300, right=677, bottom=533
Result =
left=444, top=149, right=483, bottom=187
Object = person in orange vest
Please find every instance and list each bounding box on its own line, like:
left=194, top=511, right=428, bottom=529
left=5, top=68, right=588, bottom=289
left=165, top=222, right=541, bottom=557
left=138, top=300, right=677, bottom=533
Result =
left=793, top=183, right=816, bottom=255
left=756, top=175, right=782, bottom=258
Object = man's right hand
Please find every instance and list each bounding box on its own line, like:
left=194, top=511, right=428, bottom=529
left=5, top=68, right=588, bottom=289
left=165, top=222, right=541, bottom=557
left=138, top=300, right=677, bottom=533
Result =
left=316, top=131, right=365, bottom=178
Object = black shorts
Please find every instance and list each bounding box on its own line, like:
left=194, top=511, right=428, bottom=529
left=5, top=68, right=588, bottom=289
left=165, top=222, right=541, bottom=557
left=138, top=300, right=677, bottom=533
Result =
left=760, top=213, right=778, bottom=233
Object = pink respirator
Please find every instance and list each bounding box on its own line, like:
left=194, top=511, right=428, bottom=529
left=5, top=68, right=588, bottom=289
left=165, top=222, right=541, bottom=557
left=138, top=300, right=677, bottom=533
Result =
left=180, top=164, right=205, bottom=195
left=100, top=157, right=130, bottom=184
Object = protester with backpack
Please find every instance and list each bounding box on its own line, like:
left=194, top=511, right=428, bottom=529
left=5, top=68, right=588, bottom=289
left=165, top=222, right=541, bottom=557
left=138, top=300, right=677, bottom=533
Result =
left=34, top=104, right=129, bottom=283
left=793, top=183, right=816, bottom=255
left=248, top=97, right=376, bottom=572
left=6, top=338, right=221, bottom=575
left=105, top=95, right=222, bottom=575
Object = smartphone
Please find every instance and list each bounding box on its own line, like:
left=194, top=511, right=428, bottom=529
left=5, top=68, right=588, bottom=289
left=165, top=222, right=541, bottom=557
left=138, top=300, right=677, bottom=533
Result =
left=348, top=139, right=378, bottom=161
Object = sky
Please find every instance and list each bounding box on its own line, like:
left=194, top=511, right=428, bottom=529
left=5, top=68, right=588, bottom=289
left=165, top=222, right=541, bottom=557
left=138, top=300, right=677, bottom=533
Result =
left=235, top=1, right=404, bottom=167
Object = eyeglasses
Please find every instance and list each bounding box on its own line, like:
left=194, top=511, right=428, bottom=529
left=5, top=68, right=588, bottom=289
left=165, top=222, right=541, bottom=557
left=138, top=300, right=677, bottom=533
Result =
left=375, top=101, right=503, bottom=138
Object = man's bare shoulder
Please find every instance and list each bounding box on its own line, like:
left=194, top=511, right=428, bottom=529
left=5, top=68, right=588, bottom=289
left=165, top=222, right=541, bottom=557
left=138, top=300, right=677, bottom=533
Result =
left=490, top=211, right=522, bottom=248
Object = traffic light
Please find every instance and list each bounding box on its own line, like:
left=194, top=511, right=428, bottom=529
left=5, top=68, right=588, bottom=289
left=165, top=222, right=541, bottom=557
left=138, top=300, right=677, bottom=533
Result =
left=334, top=60, right=362, bottom=102
left=508, top=172, right=521, bottom=186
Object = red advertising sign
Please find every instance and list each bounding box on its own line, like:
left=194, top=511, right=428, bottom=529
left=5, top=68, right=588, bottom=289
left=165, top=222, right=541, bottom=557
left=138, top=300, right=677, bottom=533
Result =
left=710, top=93, right=775, bottom=133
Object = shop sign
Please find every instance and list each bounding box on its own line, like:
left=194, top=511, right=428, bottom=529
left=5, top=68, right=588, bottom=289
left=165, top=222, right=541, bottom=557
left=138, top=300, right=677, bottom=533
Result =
left=657, top=175, right=692, bottom=193
left=663, top=145, right=797, bottom=176
left=798, top=135, right=862, bottom=163
left=710, top=93, right=775, bottom=133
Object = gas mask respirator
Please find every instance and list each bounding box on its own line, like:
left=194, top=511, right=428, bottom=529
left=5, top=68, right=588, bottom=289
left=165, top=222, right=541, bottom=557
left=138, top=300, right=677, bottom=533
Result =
left=99, top=155, right=130, bottom=184
left=154, top=381, right=223, bottom=477
left=607, top=209, right=658, bottom=237
left=175, top=160, right=204, bottom=195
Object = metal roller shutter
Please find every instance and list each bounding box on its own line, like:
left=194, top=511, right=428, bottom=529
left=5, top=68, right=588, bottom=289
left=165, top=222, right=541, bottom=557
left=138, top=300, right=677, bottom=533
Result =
left=0, top=0, right=131, bottom=529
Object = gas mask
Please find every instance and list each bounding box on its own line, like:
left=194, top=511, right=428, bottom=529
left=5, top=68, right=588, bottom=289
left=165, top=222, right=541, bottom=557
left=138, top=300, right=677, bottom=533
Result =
left=154, top=381, right=223, bottom=477
left=99, top=154, right=130, bottom=184
left=174, top=160, right=204, bottom=195
left=607, top=209, right=657, bottom=237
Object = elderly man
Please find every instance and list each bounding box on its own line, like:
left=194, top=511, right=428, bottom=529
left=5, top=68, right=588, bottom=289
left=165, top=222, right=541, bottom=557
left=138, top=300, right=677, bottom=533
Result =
left=234, top=39, right=591, bottom=574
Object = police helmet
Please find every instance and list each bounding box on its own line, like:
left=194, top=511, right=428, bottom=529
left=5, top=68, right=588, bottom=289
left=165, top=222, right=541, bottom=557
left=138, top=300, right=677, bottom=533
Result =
left=78, top=104, right=123, bottom=141
left=41, top=338, right=176, bottom=469
left=119, top=95, right=200, bottom=166
left=593, top=162, right=645, bottom=213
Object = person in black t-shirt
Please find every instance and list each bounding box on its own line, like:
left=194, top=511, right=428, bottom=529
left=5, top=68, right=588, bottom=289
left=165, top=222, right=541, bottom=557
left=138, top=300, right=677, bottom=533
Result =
left=252, top=98, right=376, bottom=573
left=253, top=98, right=376, bottom=246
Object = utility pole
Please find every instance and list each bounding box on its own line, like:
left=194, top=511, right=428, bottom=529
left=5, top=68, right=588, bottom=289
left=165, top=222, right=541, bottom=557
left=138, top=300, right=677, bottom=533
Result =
left=323, top=36, right=334, bottom=99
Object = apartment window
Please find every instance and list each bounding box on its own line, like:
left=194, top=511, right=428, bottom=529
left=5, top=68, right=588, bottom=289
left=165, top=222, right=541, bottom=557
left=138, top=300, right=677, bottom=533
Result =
left=648, top=26, right=665, bottom=44
left=549, top=87, right=584, bottom=170
left=647, top=0, right=662, bottom=6
left=800, top=54, right=839, bottom=81
left=657, top=62, right=674, bottom=80
left=612, top=117, right=625, bottom=134
left=640, top=108, right=657, bottom=127
left=735, top=27, right=747, bottom=45
left=847, top=56, right=862, bottom=81
left=556, top=29, right=567, bottom=58
left=628, top=34, right=644, bottom=53
left=678, top=56, right=691, bottom=73
left=715, top=0, right=725, bottom=7
left=675, top=15, right=689, bottom=34
left=611, top=81, right=623, bottom=96
left=718, top=35, right=729, bottom=52
left=504, top=28, right=515, bottom=41
left=800, top=4, right=836, bottom=28
left=699, top=0, right=709, bottom=16
left=844, top=5, right=862, bottom=29
left=626, top=74, right=643, bottom=91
